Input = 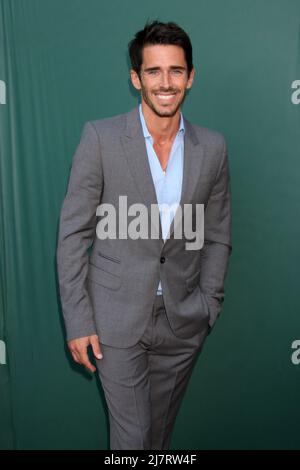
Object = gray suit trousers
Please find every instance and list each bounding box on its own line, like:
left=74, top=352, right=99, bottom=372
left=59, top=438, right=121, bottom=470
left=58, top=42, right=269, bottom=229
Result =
left=96, top=294, right=210, bottom=450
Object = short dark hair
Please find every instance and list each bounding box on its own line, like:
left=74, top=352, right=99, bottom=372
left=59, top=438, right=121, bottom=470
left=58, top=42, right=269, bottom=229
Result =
left=128, top=20, right=193, bottom=77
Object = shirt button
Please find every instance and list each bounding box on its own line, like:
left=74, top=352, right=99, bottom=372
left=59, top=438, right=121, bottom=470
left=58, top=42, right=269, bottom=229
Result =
left=160, top=256, right=166, bottom=264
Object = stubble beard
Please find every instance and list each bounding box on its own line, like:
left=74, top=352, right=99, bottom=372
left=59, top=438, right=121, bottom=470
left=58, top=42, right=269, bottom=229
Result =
left=140, top=81, right=188, bottom=118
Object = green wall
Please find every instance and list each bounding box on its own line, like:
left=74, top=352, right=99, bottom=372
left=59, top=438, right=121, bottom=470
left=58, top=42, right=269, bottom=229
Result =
left=1, top=0, right=300, bottom=449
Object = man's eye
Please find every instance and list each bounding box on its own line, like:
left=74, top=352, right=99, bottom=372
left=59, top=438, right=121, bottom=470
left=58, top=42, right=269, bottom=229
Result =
left=145, top=69, right=183, bottom=76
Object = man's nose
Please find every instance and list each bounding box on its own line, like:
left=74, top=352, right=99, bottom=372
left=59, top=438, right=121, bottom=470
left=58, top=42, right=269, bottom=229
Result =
left=160, top=71, right=172, bottom=89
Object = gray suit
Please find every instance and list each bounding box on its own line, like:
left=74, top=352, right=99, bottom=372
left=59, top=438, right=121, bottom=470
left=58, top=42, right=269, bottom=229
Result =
left=56, top=105, right=232, bottom=449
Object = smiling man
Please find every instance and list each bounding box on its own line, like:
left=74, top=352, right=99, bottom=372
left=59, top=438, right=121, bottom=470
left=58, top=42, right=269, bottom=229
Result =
left=57, top=21, right=232, bottom=450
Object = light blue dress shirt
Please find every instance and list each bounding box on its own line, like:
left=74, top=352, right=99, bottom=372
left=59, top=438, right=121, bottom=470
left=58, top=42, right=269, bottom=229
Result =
left=138, top=103, right=185, bottom=295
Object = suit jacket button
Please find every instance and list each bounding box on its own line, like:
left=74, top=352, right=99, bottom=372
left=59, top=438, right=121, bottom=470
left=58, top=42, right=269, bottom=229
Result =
left=160, top=256, right=166, bottom=264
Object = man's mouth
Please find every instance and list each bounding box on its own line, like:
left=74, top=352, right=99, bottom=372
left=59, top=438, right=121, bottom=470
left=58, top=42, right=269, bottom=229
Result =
left=154, top=92, right=177, bottom=101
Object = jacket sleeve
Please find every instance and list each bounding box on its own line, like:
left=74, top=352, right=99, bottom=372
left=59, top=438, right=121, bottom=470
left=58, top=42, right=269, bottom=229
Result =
left=199, top=137, right=232, bottom=329
left=56, top=121, right=103, bottom=341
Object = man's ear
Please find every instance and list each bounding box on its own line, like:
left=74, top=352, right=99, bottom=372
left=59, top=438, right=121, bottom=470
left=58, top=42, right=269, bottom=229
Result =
left=186, top=67, right=195, bottom=89
left=130, top=69, right=142, bottom=91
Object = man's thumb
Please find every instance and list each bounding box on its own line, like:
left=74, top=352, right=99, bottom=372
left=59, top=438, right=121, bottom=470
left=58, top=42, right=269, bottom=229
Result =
left=90, top=335, right=103, bottom=360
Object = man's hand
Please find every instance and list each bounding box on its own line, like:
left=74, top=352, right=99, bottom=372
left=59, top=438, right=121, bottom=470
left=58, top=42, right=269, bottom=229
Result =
left=68, top=334, right=103, bottom=373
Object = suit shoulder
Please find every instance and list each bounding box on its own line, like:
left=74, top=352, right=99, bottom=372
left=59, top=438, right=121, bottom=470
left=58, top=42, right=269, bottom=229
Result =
left=189, top=121, right=226, bottom=149
left=87, top=110, right=127, bottom=136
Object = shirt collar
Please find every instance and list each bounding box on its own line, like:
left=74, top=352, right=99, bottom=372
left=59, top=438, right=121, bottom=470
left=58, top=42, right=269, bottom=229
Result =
left=138, top=103, right=185, bottom=139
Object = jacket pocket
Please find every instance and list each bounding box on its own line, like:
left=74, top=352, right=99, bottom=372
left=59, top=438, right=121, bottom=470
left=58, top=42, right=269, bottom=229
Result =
left=97, top=250, right=121, bottom=264
left=89, top=250, right=121, bottom=276
left=185, top=269, right=201, bottom=293
left=87, top=263, right=122, bottom=290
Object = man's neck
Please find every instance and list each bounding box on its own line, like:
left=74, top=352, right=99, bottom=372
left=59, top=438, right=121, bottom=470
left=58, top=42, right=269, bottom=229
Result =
left=141, top=101, right=181, bottom=145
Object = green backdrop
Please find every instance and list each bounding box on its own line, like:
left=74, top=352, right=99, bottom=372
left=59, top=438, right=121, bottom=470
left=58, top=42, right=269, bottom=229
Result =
left=1, top=0, right=300, bottom=450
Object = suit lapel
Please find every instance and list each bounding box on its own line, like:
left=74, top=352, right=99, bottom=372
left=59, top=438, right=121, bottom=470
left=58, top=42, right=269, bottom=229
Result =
left=120, top=107, right=163, bottom=241
left=167, top=117, right=204, bottom=240
left=120, top=106, right=205, bottom=244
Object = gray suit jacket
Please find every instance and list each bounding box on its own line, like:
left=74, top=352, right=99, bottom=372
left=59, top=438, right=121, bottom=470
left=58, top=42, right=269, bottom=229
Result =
left=56, top=106, right=232, bottom=347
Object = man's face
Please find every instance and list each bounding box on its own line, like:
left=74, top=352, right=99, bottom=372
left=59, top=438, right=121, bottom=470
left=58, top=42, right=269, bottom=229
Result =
left=130, top=44, right=195, bottom=117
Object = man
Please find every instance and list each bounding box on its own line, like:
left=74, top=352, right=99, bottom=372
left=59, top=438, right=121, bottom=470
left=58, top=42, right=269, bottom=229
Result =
left=56, top=21, right=232, bottom=450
